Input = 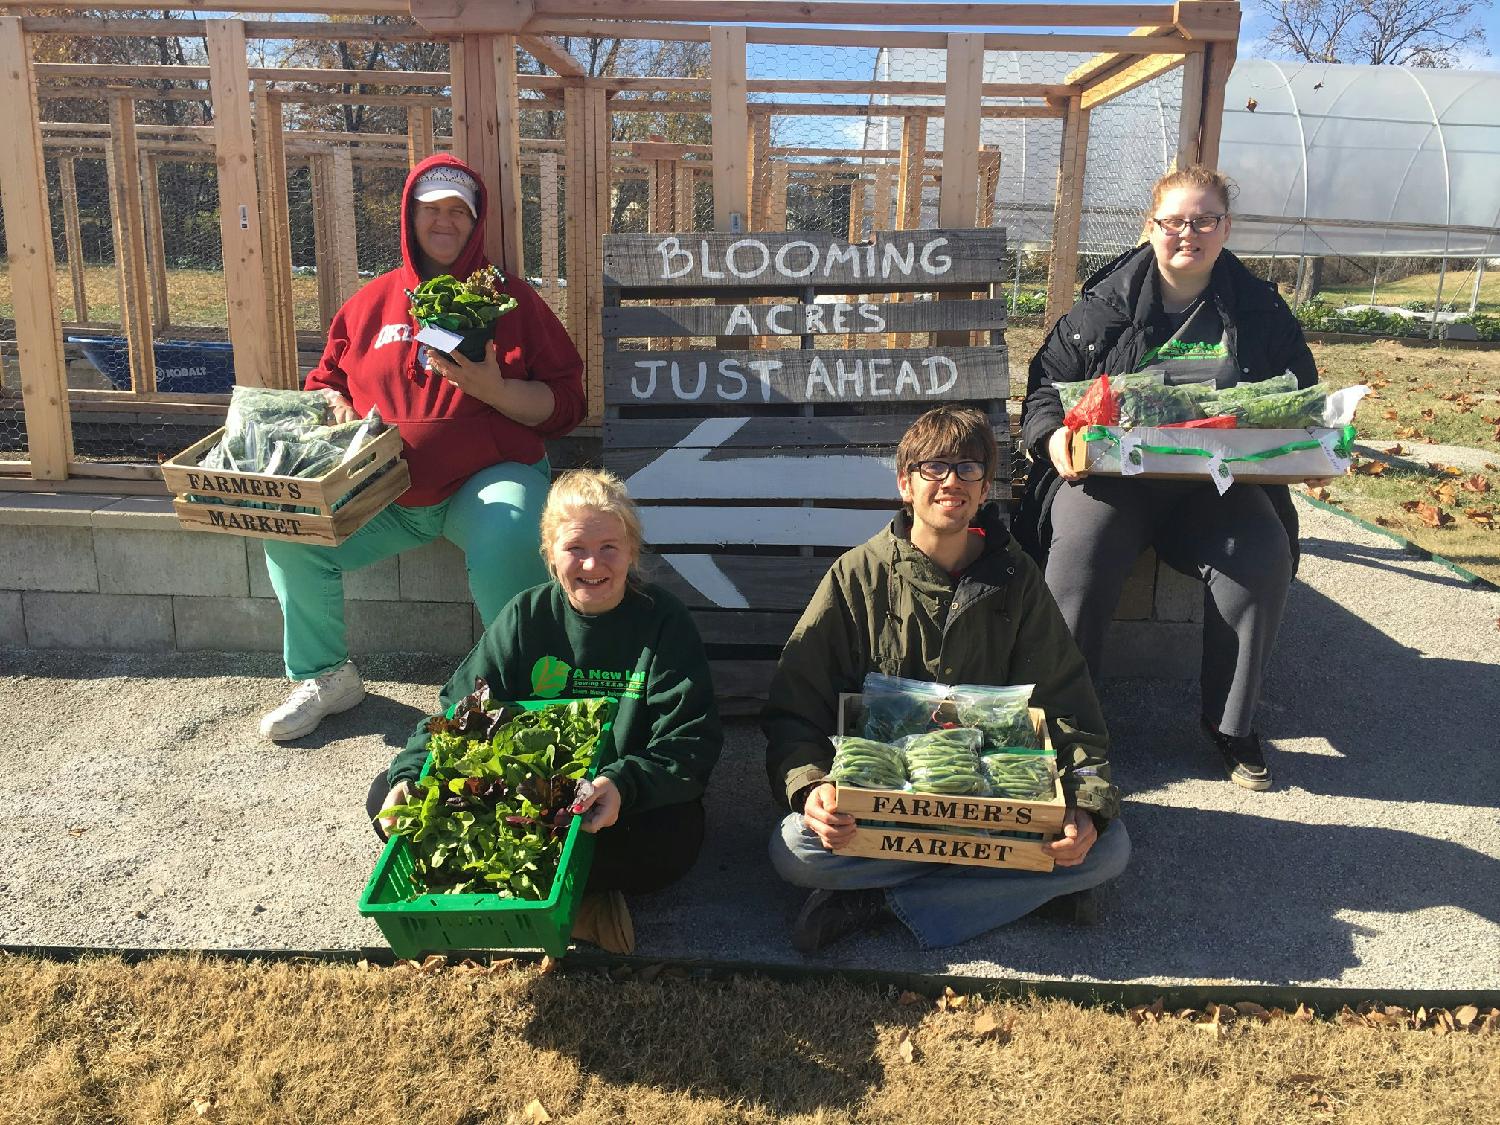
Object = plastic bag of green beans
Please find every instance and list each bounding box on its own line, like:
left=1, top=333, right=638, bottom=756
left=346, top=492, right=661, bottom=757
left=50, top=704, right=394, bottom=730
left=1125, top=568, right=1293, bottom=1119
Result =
left=829, top=735, right=908, bottom=791
left=900, top=727, right=987, bottom=797
left=979, top=751, right=1057, bottom=801
left=860, top=673, right=949, bottom=744
left=950, top=683, right=1037, bottom=752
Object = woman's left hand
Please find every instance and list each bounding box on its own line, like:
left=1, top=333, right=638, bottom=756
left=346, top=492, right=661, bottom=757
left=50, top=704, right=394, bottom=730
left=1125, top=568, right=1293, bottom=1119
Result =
left=573, top=775, right=621, bottom=833
left=426, top=339, right=503, bottom=405
left=1044, top=808, right=1098, bottom=867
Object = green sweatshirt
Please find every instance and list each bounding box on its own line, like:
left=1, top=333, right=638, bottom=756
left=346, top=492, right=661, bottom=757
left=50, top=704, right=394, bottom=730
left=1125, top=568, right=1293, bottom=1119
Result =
left=761, top=503, right=1120, bottom=827
left=388, top=580, right=722, bottom=814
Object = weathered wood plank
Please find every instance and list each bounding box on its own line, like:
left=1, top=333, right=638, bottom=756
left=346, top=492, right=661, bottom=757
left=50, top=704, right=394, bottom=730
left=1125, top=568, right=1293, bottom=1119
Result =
left=646, top=553, right=836, bottom=611
left=603, top=229, right=1006, bottom=291
left=603, top=297, right=1006, bottom=338
left=610, top=440, right=896, bottom=501
left=57, top=156, right=89, bottom=323
left=605, top=412, right=1005, bottom=451
left=708, top=658, right=777, bottom=709
left=106, top=96, right=156, bottom=396
left=688, top=608, right=803, bottom=647
left=604, top=346, right=1008, bottom=406
left=642, top=504, right=892, bottom=548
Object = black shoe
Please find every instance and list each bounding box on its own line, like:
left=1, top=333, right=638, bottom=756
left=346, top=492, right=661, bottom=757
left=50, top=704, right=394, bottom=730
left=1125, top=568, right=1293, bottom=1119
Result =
left=1035, top=887, right=1099, bottom=926
left=791, top=889, right=889, bottom=954
left=1201, top=717, right=1273, bottom=791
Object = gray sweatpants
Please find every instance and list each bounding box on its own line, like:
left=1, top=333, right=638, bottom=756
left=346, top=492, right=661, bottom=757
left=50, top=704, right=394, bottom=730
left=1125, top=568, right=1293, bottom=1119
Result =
left=1044, top=476, right=1293, bottom=737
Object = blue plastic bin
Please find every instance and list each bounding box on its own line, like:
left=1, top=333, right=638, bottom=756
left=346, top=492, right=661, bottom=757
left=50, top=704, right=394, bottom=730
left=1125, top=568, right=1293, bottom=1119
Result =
left=67, top=336, right=236, bottom=394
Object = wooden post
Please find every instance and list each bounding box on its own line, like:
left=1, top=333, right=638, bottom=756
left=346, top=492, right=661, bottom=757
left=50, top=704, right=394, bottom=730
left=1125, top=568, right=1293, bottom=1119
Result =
left=872, top=162, right=895, bottom=231
left=255, top=91, right=298, bottom=387
left=767, top=160, right=788, bottom=231
left=0, top=15, right=72, bottom=479
left=845, top=171, right=865, bottom=242
left=896, top=114, right=927, bottom=230
left=675, top=161, right=696, bottom=230
left=140, top=153, right=170, bottom=329
left=938, top=32, right=985, bottom=347
left=588, top=82, right=609, bottom=419
left=207, top=19, right=272, bottom=389
left=407, top=105, right=434, bottom=167
left=710, top=25, right=748, bottom=233
left=1196, top=38, right=1235, bottom=168
left=106, top=95, right=156, bottom=395
left=1045, top=94, right=1089, bottom=330
left=452, top=34, right=506, bottom=270
left=563, top=82, right=587, bottom=347
left=978, top=150, right=1001, bottom=226
left=650, top=157, right=675, bottom=232
left=749, top=110, right=771, bottom=230
left=494, top=32, right=525, bottom=277
left=330, top=147, right=359, bottom=304
left=58, top=155, right=89, bottom=323
left=540, top=151, right=560, bottom=300
left=1175, top=50, right=1204, bottom=167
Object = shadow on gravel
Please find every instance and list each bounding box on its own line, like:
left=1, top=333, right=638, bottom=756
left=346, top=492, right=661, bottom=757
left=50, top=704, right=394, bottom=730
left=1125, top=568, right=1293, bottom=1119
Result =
left=1297, top=536, right=1486, bottom=589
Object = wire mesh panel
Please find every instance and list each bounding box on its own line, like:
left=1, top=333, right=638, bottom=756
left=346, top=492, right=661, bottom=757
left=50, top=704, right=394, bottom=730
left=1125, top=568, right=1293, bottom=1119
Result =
left=0, top=195, right=26, bottom=462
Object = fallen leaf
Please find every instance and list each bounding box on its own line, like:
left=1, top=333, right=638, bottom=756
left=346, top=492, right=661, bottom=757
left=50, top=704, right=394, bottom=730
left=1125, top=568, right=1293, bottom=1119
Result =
left=539, top=955, right=559, bottom=975
left=1382, top=409, right=1399, bottom=421
left=1485, top=463, right=1499, bottom=471
left=1465, top=508, right=1496, bottom=527
left=1384, top=443, right=1406, bottom=455
left=67, top=826, right=87, bottom=837
left=419, top=954, right=447, bottom=975
left=1285, top=1073, right=1320, bottom=1085
left=523, top=1099, right=552, bottom=1124
left=1234, top=1001, right=1271, bottom=1021
left=356, top=959, right=372, bottom=972
left=191, top=1094, right=217, bottom=1118
left=1454, top=1004, right=1480, bottom=1028
left=1352, top=460, right=1387, bottom=476
left=1293, top=1002, right=1316, bottom=1023
left=1307, top=486, right=1331, bottom=502
left=1375, top=516, right=1398, bottom=527
left=1430, top=482, right=1458, bottom=506
left=1420, top=408, right=1436, bottom=420
left=1462, top=474, right=1491, bottom=493
left=1438, top=391, right=1459, bottom=402
left=972, top=1011, right=1009, bottom=1041
left=1197, top=1020, right=1229, bottom=1038
left=1245, top=96, right=1258, bottom=111
left=1414, top=502, right=1453, bottom=528
left=897, top=990, right=928, bottom=1007
left=897, top=1032, right=917, bottom=1063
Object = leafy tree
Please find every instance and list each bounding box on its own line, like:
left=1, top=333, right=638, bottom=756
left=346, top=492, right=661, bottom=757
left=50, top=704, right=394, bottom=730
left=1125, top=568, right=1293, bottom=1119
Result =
left=1259, top=0, right=1490, bottom=66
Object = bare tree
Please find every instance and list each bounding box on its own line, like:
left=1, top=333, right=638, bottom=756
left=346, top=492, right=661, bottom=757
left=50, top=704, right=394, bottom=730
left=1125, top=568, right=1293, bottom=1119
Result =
left=1260, top=0, right=1490, bottom=66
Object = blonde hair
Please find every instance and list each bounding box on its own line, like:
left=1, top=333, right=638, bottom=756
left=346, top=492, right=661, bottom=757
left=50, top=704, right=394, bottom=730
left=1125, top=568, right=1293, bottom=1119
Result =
left=1142, top=165, right=1236, bottom=239
left=539, top=468, right=646, bottom=582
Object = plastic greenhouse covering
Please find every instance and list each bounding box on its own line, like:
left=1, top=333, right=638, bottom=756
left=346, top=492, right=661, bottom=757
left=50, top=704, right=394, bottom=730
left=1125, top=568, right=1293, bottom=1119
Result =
left=867, top=52, right=1500, bottom=258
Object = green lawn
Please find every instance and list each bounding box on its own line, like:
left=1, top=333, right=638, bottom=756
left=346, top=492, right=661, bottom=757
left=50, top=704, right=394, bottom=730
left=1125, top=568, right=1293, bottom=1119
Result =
left=1319, top=268, right=1500, bottom=314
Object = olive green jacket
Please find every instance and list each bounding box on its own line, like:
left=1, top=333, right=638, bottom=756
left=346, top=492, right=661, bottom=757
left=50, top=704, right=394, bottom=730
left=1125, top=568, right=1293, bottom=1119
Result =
left=761, top=503, right=1120, bottom=827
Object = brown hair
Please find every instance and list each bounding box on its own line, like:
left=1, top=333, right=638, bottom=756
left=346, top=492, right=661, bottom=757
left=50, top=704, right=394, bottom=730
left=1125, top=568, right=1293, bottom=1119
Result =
left=895, top=405, right=999, bottom=484
left=539, top=468, right=646, bottom=582
left=1143, top=165, right=1236, bottom=238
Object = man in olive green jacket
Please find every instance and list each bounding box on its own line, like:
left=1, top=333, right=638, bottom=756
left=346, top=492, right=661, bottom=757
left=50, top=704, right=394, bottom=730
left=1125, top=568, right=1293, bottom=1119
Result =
left=763, top=405, right=1130, bottom=952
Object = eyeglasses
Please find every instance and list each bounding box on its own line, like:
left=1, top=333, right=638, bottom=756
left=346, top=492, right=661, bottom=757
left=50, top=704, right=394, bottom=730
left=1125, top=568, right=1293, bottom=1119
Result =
left=1150, top=213, right=1226, bottom=235
left=908, top=459, right=987, bottom=483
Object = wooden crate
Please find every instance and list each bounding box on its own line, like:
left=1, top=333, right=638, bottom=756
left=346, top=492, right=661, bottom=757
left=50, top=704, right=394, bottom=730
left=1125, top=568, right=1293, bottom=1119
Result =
left=1071, top=426, right=1347, bottom=484
left=832, top=698, right=1064, bottom=873
left=162, top=425, right=409, bottom=546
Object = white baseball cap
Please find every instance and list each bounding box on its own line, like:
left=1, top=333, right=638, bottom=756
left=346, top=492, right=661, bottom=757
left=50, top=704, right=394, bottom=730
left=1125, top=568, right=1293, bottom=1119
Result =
left=413, top=166, right=478, bottom=218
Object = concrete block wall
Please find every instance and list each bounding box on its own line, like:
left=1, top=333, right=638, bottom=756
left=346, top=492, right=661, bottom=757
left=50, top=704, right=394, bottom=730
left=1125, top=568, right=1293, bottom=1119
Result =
left=1, top=490, right=1205, bottom=679
left=0, top=493, right=480, bottom=663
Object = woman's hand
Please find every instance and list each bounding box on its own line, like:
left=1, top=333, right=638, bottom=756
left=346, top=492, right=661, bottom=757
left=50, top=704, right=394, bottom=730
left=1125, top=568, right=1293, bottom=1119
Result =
left=376, top=779, right=413, bottom=837
left=322, top=390, right=358, bottom=424
left=802, top=782, right=855, bottom=850
left=1048, top=426, right=1086, bottom=481
left=573, top=775, right=622, bottom=833
left=426, top=340, right=557, bottom=426
left=1044, top=808, right=1098, bottom=867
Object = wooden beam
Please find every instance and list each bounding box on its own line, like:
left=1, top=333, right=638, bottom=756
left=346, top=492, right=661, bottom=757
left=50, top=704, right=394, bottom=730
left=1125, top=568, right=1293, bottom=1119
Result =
left=586, top=83, right=609, bottom=422
left=1176, top=49, right=1205, bottom=167
left=563, top=84, right=587, bottom=346
left=519, top=33, right=585, bottom=77
left=710, top=25, right=748, bottom=233
left=938, top=32, right=984, bottom=229
left=749, top=112, right=771, bottom=231
left=540, top=151, right=560, bottom=291
left=407, top=105, right=434, bottom=166
left=255, top=90, right=299, bottom=388
left=1174, top=0, right=1241, bottom=39
left=494, top=32, right=526, bottom=277
left=207, top=19, right=272, bottom=391
left=767, top=159, right=788, bottom=231
left=329, top=148, right=359, bottom=302
left=1045, top=94, right=1089, bottom=330
left=106, top=96, right=156, bottom=395
left=21, top=16, right=431, bottom=40
left=57, top=156, right=89, bottom=324
left=140, top=153, right=170, bottom=329
left=1065, top=23, right=1179, bottom=86
left=536, top=2, right=1175, bottom=25
left=7, top=0, right=410, bottom=14
left=1081, top=51, right=1187, bottom=110
left=675, top=160, right=697, bottom=229
left=452, top=34, right=507, bottom=271
left=978, top=150, right=1001, bottom=228
left=896, top=115, right=927, bottom=231
left=1197, top=37, right=1235, bottom=167
left=0, top=16, right=72, bottom=479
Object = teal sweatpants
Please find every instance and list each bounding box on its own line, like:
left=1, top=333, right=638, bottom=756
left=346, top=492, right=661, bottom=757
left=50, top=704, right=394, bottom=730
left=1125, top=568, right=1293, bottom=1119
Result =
left=263, top=459, right=551, bottom=680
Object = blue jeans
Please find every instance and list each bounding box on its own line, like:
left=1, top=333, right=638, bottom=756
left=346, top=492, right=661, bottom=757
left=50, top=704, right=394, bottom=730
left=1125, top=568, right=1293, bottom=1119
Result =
left=769, top=813, right=1131, bottom=949
left=263, top=458, right=551, bottom=680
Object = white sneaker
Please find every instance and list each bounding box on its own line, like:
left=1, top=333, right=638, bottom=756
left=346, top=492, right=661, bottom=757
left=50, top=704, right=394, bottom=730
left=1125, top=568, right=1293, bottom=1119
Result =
left=259, top=661, right=365, bottom=741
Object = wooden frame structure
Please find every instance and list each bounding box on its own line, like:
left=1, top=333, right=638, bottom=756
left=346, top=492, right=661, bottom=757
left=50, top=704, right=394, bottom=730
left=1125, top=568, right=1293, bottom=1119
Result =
left=0, top=0, right=1238, bottom=487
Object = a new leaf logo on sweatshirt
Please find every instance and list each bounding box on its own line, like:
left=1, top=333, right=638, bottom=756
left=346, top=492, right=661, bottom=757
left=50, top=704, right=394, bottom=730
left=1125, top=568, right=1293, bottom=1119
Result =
left=530, top=655, right=572, bottom=697
left=531, top=654, right=648, bottom=700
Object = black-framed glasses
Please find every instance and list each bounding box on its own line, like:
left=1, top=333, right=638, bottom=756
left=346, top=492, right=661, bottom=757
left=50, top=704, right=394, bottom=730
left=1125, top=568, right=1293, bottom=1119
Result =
left=1151, top=213, right=1226, bottom=235
left=908, top=459, right=987, bottom=483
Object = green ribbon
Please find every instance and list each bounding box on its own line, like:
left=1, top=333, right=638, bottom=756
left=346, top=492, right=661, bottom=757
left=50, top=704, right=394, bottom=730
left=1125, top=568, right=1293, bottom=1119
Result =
left=1083, top=424, right=1357, bottom=471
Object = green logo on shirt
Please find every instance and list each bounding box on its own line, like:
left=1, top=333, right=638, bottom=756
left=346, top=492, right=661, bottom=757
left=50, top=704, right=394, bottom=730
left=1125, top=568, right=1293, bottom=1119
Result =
left=531, top=655, right=572, bottom=698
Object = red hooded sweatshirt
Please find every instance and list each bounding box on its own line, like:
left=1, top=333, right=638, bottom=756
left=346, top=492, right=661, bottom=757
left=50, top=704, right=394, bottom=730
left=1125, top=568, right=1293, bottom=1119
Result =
left=304, top=153, right=585, bottom=507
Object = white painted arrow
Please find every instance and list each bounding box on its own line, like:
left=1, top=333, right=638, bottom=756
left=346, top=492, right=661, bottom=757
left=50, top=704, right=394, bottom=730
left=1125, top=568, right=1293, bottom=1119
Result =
left=624, top=416, right=894, bottom=500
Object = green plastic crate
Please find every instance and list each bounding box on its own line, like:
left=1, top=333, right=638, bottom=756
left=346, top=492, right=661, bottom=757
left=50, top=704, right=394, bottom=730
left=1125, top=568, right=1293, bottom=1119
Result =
left=359, top=697, right=615, bottom=959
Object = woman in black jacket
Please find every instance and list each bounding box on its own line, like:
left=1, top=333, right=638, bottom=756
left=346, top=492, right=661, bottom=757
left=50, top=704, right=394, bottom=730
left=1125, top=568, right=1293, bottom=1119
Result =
left=1018, top=166, right=1319, bottom=791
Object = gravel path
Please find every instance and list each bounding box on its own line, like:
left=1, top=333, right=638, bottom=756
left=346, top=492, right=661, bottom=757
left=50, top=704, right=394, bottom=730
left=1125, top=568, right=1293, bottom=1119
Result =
left=1, top=496, right=1496, bottom=988
left=1355, top=440, right=1499, bottom=473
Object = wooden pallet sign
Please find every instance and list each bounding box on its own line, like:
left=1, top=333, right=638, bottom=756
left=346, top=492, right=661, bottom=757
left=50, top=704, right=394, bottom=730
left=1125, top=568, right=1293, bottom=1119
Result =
left=601, top=228, right=1012, bottom=708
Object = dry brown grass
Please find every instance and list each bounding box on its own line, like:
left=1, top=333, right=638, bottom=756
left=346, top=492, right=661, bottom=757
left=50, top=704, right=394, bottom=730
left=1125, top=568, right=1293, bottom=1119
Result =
left=0, top=955, right=1495, bottom=1125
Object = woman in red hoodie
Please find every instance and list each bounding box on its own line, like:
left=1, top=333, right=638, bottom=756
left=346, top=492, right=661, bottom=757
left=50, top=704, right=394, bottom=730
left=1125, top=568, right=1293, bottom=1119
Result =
left=259, top=154, right=585, bottom=741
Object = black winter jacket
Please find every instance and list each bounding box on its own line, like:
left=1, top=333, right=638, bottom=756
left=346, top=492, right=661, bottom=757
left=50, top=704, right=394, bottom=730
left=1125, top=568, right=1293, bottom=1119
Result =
left=1015, top=244, right=1318, bottom=564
